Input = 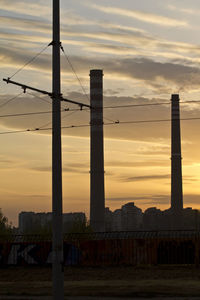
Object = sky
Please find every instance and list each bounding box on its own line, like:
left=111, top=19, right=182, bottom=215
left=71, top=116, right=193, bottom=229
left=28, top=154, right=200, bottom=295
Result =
left=1, top=0, right=200, bottom=225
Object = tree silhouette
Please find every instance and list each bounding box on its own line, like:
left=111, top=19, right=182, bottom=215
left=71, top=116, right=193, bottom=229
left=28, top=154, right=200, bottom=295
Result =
left=0, top=208, right=12, bottom=235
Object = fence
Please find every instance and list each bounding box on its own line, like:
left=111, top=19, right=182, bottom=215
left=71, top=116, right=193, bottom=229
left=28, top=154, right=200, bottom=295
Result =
left=0, top=230, right=199, bottom=266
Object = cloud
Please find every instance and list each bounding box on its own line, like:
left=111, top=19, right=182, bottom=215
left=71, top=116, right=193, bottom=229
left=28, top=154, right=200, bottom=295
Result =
left=2, top=43, right=200, bottom=93
left=1, top=11, right=198, bottom=62
left=106, top=194, right=170, bottom=207
left=167, top=4, right=200, bottom=16
left=89, top=4, right=188, bottom=28
left=1, top=90, right=200, bottom=148
left=106, top=160, right=169, bottom=168
left=30, top=162, right=89, bottom=174
left=31, top=166, right=51, bottom=172
left=120, top=174, right=170, bottom=182
left=0, top=0, right=51, bottom=18
left=106, top=193, right=200, bottom=210
left=0, top=16, right=51, bottom=35
left=0, top=155, right=20, bottom=169
left=107, top=196, right=147, bottom=202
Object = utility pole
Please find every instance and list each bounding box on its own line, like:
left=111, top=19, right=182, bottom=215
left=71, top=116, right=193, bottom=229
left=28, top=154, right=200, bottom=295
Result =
left=171, top=94, right=183, bottom=230
left=52, top=0, right=64, bottom=299
left=3, top=1, right=90, bottom=299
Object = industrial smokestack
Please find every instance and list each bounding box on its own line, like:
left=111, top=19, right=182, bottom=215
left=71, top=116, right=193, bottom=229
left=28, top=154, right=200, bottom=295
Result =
left=90, top=69, right=105, bottom=232
left=171, top=94, right=183, bottom=213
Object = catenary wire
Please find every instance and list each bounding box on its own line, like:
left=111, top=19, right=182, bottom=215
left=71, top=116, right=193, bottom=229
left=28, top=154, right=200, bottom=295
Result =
left=37, top=110, right=80, bottom=129
left=8, top=44, right=50, bottom=79
left=1, top=116, right=200, bottom=135
left=84, top=109, right=117, bottom=124
left=61, top=45, right=90, bottom=103
left=1, top=99, right=200, bottom=119
left=0, top=92, right=24, bottom=108
left=0, top=108, right=81, bottom=118
left=26, top=92, right=52, bottom=105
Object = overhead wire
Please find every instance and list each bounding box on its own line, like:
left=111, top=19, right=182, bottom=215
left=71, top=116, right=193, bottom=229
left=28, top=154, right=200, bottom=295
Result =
left=26, top=92, right=52, bottom=105
left=0, top=99, right=200, bottom=119
left=0, top=108, right=83, bottom=118
left=84, top=109, right=117, bottom=124
left=103, top=102, right=171, bottom=109
left=1, top=116, right=200, bottom=135
left=8, top=44, right=50, bottom=79
left=0, top=92, right=24, bottom=109
left=60, top=45, right=90, bottom=103
left=37, top=110, right=80, bottom=130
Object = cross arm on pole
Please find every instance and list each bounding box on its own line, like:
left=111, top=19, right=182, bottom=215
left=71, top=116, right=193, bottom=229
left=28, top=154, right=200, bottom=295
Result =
left=60, top=96, right=91, bottom=109
left=3, top=78, right=52, bottom=96
left=3, top=78, right=92, bottom=109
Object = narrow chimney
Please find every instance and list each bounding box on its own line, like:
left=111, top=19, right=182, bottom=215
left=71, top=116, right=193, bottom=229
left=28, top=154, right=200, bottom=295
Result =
left=90, top=69, right=105, bottom=232
left=171, top=94, right=183, bottom=213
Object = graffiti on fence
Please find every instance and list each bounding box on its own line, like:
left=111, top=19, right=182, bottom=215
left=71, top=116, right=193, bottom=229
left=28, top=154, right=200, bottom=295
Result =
left=0, top=242, right=81, bottom=266
left=0, top=238, right=198, bottom=266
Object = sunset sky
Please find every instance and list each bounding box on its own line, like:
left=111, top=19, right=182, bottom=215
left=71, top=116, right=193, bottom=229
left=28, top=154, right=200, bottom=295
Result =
left=1, top=0, right=200, bottom=225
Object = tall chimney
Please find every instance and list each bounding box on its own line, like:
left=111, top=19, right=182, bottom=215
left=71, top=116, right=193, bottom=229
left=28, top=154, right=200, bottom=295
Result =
left=90, top=69, right=105, bottom=232
left=171, top=94, right=183, bottom=213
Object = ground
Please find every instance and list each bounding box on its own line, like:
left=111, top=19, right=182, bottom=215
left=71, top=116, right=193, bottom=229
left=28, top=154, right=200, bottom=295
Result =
left=1, top=266, right=200, bottom=298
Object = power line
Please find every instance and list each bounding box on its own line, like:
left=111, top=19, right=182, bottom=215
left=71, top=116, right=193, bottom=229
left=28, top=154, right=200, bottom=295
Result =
left=103, top=100, right=200, bottom=109
left=61, top=45, right=90, bottom=103
left=1, top=116, right=200, bottom=135
left=84, top=109, right=117, bottom=124
left=8, top=44, right=50, bottom=79
left=103, top=102, right=171, bottom=109
left=1, top=99, right=200, bottom=120
left=180, top=100, right=200, bottom=104
left=0, top=92, right=24, bottom=108
left=0, top=129, right=30, bottom=135
left=27, top=92, right=52, bottom=105
left=0, top=108, right=82, bottom=118
left=37, top=110, right=80, bottom=129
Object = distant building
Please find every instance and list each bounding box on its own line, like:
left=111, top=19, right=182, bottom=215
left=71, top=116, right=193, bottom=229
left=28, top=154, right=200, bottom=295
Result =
left=105, top=202, right=143, bottom=231
left=182, top=208, right=199, bottom=230
left=105, top=207, right=113, bottom=232
left=19, top=203, right=200, bottom=233
left=19, top=212, right=33, bottom=233
left=121, top=202, right=143, bottom=231
left=112, top=209, right=122, bottom=231
left=19, top=211, right=86, bottom=234
left=143, top=207, right=162, bottom=230
left=63, top=212, right=86, bottom=233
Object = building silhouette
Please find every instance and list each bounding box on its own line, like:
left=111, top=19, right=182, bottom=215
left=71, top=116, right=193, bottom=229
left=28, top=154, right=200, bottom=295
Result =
left=19, top=211, right=86, bottom=234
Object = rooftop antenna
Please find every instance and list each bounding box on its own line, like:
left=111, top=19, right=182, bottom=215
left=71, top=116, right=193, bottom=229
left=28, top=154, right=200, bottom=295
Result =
left=3, top=0, right=90, bottom=298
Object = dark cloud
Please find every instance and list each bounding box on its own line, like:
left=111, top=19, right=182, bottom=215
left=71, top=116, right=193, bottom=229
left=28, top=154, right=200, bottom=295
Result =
left=2, top=42, right=200, bottom=92
left=30, top=163, right=89, bottom=174
left=66, top=162, right=88, bottom=168
left=120, top=174, right=170, bottom=182
left=118, top=174, right=197, bottom=184
left=106, top=194, right=170, bottom=206
left=105, top=160, right=169, bottom=168
left=30, top=166, right=51, bottom=172
left=107, top=196, right=146, bottom=202
left=106, top=193, right=200, bottom=210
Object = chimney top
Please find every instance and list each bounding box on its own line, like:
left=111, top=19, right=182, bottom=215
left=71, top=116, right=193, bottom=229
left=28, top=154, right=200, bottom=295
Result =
left=90, top=69, right=103, bottom=77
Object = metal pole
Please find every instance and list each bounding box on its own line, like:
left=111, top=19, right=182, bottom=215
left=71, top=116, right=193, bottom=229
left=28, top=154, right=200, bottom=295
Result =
left=52, top=0, right=64, bottom=299
left=171, top=94, right=183, bottom=212
left=171, top=94, right=183, bottom=230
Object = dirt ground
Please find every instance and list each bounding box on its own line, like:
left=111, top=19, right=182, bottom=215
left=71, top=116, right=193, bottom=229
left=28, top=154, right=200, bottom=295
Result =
left=1, top=266, right=200, bottom=297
